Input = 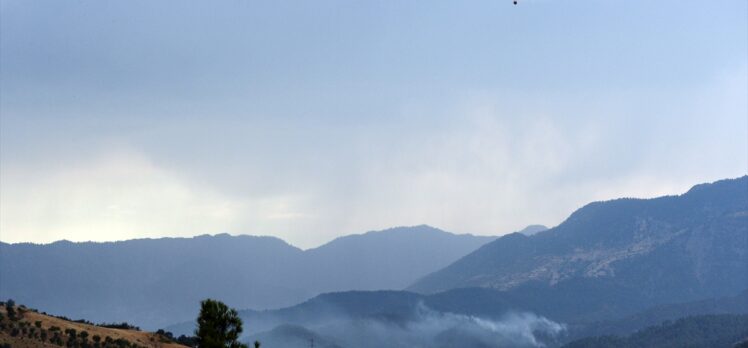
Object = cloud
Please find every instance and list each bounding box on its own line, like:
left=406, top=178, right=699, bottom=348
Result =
left=1, top=1, right=745, bottom=247
left=0, top=148, right=327, bottom=245
left=0, top=150, right=239, bottom=243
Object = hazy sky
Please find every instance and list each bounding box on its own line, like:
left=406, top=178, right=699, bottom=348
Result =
left=1, top=0, right=746, bottom=248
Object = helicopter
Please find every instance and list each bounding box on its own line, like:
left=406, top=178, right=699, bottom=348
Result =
left=513, top=1, right=518, bottom=4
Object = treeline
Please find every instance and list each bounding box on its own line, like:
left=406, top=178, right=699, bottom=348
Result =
left=564, top=314, right=748, bottom=348
left=155, top=329, right=197, bottom=347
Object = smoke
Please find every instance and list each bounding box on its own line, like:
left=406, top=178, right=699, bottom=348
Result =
left=251, top=302, right=567, bottom=348
left=409, top=303, right=566, bottom=347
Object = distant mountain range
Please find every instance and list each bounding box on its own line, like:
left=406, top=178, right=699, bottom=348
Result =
left=0, top=225, right=494, bottom=329
left=4, top=176, right=747, bottom=347
left=162, top=176, right=748, bottom=347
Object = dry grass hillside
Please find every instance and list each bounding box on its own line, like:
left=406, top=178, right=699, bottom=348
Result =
left=0, top=303, right=187, bottom=348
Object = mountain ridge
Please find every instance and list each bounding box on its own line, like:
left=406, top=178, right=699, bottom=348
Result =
left=0, top=224, right=490, bottom=251
left=409, top=176, right=748, bottom=300
left=0, top=225, right=494, bottom=329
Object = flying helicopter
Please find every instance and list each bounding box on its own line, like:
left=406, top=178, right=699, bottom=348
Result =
left=513, top=1, right=518, bottom=4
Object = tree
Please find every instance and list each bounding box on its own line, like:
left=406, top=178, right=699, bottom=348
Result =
left=5, top=299, right=16, bottom=320
left=195, top=299, right=247, bottom=348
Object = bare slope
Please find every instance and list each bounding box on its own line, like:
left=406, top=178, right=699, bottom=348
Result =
left=0, top=304, right=186, bottom=348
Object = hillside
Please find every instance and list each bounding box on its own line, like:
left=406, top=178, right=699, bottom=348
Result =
left=0, top=225, right=493, bottom=329
left=163, top=285, right=748, bottom=346
left=227, top=290, right=566, bottom=348
left=409, top=176, right=748, bottom=316
left=246, top=325, right=342, bottom=348
left=0, top=302, right=187, bottom=348
left=571, top=289, right=748, bottom=339
left=562, top=314, right=748, bottom=348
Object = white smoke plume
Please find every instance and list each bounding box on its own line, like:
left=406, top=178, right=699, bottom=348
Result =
left=410, top=303, right=566, bottom=347
left=299, top=302, right=567, bottom=348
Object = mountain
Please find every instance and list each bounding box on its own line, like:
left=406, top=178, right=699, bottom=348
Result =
left=0, top=225, right=493, bottom=329
left=409, top=176, right=748, bottom=318
left=562, top=314, right=748, bottom=348
left=517, top=224, right=548, bottom=236
left=0, top=301, right=188, bottom=348
left=0, top=234, right=302, bottom=332
left=299, top=225, right=495, bottom=290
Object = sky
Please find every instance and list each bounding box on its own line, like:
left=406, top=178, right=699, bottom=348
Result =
left=1, top=0, right=746, bottom=249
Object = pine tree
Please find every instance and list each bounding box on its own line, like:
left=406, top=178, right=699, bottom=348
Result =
left=195, top=299, right=247, bottom=348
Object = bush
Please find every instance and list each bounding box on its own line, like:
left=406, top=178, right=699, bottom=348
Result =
left=176, top=334, right=198, bottom=347
left=52, top=332, right=65, bottom=346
